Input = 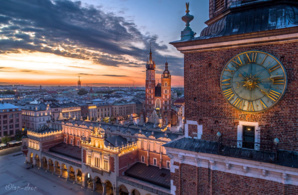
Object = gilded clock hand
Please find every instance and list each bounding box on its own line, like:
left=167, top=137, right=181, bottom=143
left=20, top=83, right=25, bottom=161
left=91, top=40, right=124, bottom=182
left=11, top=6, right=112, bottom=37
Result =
left=256, top=85, right=268, bottom=95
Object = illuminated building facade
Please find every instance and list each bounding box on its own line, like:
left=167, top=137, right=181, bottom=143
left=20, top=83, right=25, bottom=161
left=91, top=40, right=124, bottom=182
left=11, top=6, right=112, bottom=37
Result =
left=22, top=120, right=181, bottom=195
left=0, top=103, right=22, bottom=138
left=165, top=0, right=298, bottom=194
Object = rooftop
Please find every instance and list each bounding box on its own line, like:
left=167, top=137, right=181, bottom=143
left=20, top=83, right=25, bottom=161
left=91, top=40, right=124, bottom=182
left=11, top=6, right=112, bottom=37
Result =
left=125, top=162, right=171, bottom=189
left=164, top=138, right=298, bottom=168
left=49, top=143, right=81, bottom=161
left=0, top=103, right=19, bottom=110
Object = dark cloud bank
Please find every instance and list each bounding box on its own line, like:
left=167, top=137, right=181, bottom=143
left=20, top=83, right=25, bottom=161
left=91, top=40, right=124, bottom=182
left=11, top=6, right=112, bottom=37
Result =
left=0, top=0, right=183, bottom=76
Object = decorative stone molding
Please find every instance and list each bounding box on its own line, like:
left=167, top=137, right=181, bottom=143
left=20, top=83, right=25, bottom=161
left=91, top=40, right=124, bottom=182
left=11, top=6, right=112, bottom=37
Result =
left=167, top=148, right=298, bottom=186
left=185, top=120, right=202, bottom=139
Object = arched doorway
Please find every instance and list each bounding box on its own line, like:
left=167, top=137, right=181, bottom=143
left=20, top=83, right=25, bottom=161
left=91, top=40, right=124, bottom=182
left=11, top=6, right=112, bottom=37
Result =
left=76, top=169, right=82, bottom=184
left=119, top=185, right=129, bottom=195
left=35, top=154, right=40, bottom=167
left=86, top=173, right=93, bottom=190
left=106, top=180, right=113, bottom=195
left=48, top=159, right=54, bottom=173
left=68, top=166, right=75, bottom=181
left=55, top=161, right=61, bottom=175
left=94, top=177, right=103, bottom=193
left=30, top=153, right=33, bottom=164
left=42, top=157, right=47, bottom=170
left=61, top=164, right=68, bottom=179
left=132, top=189, right=141, bottom=195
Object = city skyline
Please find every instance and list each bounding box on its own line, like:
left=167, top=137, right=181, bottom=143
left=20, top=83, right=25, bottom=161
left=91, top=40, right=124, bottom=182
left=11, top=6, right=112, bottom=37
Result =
left=0, top=0, right=209, bottom=87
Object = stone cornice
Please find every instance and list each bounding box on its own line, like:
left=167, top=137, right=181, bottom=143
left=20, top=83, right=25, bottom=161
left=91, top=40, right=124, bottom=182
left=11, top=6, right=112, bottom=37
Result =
left=167, top=147, right=298, bottom=185
left=171, top=27, right=298, bottom=53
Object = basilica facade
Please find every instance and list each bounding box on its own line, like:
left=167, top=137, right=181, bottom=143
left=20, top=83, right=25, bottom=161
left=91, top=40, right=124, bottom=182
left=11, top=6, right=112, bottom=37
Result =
left=145, top=48, right=172, bottom=127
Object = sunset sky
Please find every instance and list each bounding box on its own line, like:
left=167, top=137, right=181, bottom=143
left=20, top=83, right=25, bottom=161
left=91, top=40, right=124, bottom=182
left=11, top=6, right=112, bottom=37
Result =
left=0, top=0, right=208, bottom=87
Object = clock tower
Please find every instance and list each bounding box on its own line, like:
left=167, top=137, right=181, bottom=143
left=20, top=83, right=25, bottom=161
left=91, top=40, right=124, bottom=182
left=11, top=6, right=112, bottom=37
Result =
left=165, top=1, right=298, bottom=194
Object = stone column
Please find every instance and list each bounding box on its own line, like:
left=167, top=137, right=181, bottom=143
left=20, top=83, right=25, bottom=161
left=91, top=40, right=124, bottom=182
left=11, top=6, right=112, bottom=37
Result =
left=66, top=169, right=69, bottom=180
left=102, top=182, right=106, bottom=195
left=114, top=186, right=118, bottom=195
left=60, top=167, right=63, bottom=177
left=45, top=162, right=48, bottom=172
left=92, top=180, right=96, bottom=191
left=81, top=173, right=86, bottom=188
left=74, top=173, right=77, bottom=184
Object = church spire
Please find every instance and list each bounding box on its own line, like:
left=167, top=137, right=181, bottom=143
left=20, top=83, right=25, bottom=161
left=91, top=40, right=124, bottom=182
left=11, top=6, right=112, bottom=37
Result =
left=149, top=42, right=153, bottom=63
left=146, top=43, right=155, bottom=70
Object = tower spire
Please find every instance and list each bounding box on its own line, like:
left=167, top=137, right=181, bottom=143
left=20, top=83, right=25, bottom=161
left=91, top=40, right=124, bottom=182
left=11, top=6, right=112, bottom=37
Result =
left=149, top=42, right=152, bottom=63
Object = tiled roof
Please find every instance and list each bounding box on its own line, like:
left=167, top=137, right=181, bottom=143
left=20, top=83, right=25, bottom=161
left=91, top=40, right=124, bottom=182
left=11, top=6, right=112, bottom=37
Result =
left=164, top=138, right=298, bottom=168
left=125, top=162, right=170, bottom=189
left=49, top=143, right=81, bottom=161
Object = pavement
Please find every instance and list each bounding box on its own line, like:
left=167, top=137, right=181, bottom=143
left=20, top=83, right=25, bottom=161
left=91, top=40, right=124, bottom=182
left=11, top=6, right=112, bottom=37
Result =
left=0, top=146, right=21, bottom=156
left=0, top=151, right=96, bottom=195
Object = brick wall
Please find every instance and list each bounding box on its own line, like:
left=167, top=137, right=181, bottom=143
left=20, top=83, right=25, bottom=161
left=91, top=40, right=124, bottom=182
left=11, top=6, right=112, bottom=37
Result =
left=184, top=42, right=298, bottom=150
left=138, top=149, right=170, bottom=168
left=109, top=156, right=115, bottom=173
left=172, top=162, right=298, bottom=195
left=119, top=150, right=138, bottom=175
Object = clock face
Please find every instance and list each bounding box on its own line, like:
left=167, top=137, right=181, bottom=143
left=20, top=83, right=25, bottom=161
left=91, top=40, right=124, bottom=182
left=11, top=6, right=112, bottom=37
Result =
left=220, top=51, right=287, bottom=112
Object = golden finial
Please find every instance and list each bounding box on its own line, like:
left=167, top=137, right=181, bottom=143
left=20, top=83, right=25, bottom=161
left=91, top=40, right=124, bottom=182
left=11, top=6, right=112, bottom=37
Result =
left=186, top=2, right=190, bottom=13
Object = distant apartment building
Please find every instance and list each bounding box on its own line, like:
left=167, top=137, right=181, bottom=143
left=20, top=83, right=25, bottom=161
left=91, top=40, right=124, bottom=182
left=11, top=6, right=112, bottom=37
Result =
left=22, top=102, right=51, bottom=131
left=112, top=101, right=136, bottom=118
left=51, top=102, right=81, bottom=121
left=81, top=104, right=98, bottom=121
left=0, top=103, right=22, bottom=137
left=97, top=104, right=112, bottom=119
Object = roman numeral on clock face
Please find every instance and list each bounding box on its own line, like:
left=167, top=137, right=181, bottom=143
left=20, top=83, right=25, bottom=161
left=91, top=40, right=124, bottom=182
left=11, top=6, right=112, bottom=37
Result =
left=223, top=88, right=234, bottom=100
left=246, top=53, right=258, bottom=63
left=260, top=99, right=267, bottom=109
left=233, top=97, right=243, bottom=109
left=266, top=90, right=281, bottom=101
left=231, top=56, right=243, bottom=67
left=268, top=64, right=280, bottom=73
left=271, top=76, right=285, bottom=85
left=247, top=101, right=254, bottom=111
left=221, top=78, right=231, bottom=86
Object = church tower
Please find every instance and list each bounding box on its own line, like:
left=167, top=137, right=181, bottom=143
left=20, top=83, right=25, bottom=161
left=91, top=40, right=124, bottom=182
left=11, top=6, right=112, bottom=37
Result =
left=145, top=47, right=156, bottom=119
left=161, top=61, right=171, bottom=125
left=78, top=76, right=81, bottom=89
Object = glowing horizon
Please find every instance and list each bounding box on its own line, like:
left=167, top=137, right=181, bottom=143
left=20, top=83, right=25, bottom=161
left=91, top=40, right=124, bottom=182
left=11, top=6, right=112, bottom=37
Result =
left=0, top=51, right=184, bottom=87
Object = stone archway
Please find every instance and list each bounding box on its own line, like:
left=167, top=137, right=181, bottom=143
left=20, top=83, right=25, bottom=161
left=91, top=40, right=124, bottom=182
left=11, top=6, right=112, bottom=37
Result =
left=30, top=153, right=33, bottom=164
left=61, top=164, right=68, bottom=179
left=132, top=189, right=141, bottom=195
left=105, top=180, right=113, bottom=195
left=76, top=169, right=82, bottom=184
left=119, top=184, right=129, bottom=195
left=35, top=154, right=40, bottom=167
left=68, top=166, right=75, bottom=181
left=85, top=173, right=93, bottom=190
left=94, top=176, right=103, bottom=193
left=55, top=161, right=61, bottom=175
left=48, top=159, right=54, bottom=173
left=42, top=157, right=47, bottom=170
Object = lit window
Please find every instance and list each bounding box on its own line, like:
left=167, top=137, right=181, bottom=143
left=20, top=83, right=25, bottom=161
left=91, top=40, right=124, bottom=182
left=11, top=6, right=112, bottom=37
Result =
left=87, top=156, right=91, bottom=164
left=104, top=160, right=109, bottom=171
left=95, top=157, right=100, bottom=167
left=153, top=158, right=157, bottom=166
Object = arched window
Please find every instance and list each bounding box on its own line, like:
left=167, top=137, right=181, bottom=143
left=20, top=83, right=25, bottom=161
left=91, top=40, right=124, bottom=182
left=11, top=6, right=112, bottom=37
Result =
left=155, top=99, right=161, bottom=109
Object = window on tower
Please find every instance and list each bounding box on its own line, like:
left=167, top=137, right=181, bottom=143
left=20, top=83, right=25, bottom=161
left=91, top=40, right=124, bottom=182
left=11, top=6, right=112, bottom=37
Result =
left=215, top=0, right=225, bottom=11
